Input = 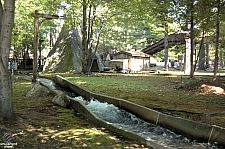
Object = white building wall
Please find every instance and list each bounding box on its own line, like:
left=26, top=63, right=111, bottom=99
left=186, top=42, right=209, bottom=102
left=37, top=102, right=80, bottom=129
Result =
left=129, top=57, right=150, bottom=71
left=122, top=59, right=129, bottom=70
left=130, top=57, right=141, bottom=71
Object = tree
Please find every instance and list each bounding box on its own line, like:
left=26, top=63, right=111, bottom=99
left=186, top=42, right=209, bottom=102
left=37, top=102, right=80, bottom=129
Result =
left=13, top=0, right=64, bottom=61
left=213, top=0, right=224, bottom=80
left=78, top=0, right=167, bottom=73
left=80, top=0, right=120, bottom=74
left=196, top=0, right=225, bottom=80
left=81, top=0, right=87, bottom=74
left=219, top=22, right=225, bottom=68
left=188, top=0, right=195, bottom=78
left=0, top=0, right=16, bottom=119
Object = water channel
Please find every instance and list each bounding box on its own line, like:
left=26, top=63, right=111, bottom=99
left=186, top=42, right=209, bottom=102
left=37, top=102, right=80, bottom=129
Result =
left=73, top=96, right=221, bottom=149
left=39, top=78, right=223, bottom=149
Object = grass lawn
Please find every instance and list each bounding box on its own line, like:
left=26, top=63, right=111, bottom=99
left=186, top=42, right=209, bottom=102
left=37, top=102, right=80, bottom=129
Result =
left=0, top=72, right=224, bottom=148
left=0, top=78, right=147, bottom=149
left=64, top=73, right=225, bottom=128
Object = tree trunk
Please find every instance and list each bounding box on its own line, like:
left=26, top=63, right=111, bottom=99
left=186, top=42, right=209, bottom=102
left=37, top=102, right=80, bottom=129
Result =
left=205, top=43, right=210, bottom=69
left=189, top=0, right=194, bottom=78
left=219, top=47, right=224, bottom=68
left=214, top=22, right=219, bottom=80
left=213, top=0, right=220, bottom=80
left=194, top=31, right=205, bottom=72
left=87, top=5, right=97, bottom=74
left=82, top=0, right=88, bottom=74
left=50, top=32, right=53, bottom=48
left=198, top=35, right=205, bottom=70
left=0, top=0, right=15, bottom=119
left=87, top=5, right=92, bottom=74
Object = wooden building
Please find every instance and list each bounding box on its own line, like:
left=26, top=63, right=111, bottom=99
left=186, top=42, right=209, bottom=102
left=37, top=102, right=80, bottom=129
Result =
left=108, top=50, right=153, bottom=72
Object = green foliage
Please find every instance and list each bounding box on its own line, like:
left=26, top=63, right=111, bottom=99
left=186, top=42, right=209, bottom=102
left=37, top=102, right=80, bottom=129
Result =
left=12, top=0, right=225, bottom=63
left=13, top=0, right=64, bottom=58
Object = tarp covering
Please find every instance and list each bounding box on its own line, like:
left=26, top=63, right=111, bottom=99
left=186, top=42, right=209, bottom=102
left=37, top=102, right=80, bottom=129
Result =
left=43, top=26, right=105, bottom=73
left=43, top=27, right=82, bottom=73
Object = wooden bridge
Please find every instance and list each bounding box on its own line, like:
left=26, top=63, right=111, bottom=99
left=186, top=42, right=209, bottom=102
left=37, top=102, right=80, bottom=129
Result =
left=142, top=33, right=186, bottom=55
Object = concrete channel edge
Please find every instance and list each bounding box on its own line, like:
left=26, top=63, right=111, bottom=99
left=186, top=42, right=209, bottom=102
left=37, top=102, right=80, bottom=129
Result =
left=40, top=75, right=225, bottom=147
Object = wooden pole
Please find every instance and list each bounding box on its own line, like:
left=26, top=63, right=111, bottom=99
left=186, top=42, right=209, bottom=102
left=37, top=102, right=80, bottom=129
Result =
left=33, top=10, right=39, bottom=82
left=32, top=10, right=59, bottom=82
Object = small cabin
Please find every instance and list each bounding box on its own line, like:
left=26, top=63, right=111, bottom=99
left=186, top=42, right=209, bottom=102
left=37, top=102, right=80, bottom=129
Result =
left=108, top=50, right=153, bottom=72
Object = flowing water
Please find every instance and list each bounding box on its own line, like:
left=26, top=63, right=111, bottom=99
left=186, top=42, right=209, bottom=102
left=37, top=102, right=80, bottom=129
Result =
left=74, top=96, right=222, bottom=149
left=39, top=78, right=223, bottom=149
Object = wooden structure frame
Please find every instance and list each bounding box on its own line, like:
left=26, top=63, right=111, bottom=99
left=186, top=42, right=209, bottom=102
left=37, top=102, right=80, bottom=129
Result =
left=142, top=33, right=186, bottom=55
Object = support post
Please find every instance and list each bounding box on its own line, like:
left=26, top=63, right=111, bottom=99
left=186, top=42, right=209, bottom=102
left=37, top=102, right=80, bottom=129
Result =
left=33, top=10, right=39, bottom=82
left=164, top=23, right=169, bottom=70
left=32, top=10, right=59, bottom=82
left=164, top=34, right=169, bottom=70
left=185, top=37, right=191, bottom=75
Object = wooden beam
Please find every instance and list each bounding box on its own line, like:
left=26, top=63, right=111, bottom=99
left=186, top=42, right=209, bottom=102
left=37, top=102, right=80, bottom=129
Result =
left=32, top=10, right=59, bottom=82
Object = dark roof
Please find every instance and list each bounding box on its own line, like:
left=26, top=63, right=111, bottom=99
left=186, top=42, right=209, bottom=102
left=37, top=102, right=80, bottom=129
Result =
left=142, top=33, right=186, bottom=55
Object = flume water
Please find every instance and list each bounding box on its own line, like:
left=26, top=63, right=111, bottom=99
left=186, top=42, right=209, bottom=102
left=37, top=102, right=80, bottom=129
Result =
left=75, top=96, right=222, bottom=149
left=38, top=78, right=222, bottom=148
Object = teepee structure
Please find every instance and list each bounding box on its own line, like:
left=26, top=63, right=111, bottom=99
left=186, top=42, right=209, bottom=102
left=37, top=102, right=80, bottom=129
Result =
left=43, top=27, right=82, bottom=73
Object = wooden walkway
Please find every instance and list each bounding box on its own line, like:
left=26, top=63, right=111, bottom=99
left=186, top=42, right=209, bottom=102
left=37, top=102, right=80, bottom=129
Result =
left=142, top=33, right=186, bottom=55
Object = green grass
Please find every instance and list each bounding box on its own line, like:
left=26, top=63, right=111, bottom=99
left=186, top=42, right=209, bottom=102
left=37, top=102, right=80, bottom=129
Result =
left=66, top=75, right=194, bottom=107
left=2, top=78, right=146, bottom=149
left=2, top=73, right=224, bottom=148
left=64, top=73, right=225, bottom=127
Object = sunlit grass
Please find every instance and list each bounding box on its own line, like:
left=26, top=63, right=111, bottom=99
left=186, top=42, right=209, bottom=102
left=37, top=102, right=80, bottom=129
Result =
left=7, top=74, right=225, bottom=148
left=10, top=79, right=142, bottom=148
left=65, top=74, right=225, bottom=116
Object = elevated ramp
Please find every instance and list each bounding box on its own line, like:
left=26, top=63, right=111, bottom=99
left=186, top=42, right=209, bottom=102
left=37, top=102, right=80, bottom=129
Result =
left=142, top=33, right=186, bottom=55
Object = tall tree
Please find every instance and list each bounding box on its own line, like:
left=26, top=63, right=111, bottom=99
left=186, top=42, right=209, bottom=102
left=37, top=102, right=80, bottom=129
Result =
left=152, top=0, right=179, bottom=70
left=0, top=0, right=16, bottom=119
left=189, top=0, right=195, bottom=78
left=219, top=22, right=225, bottom=68
left=213, top=0, right=223, bottom=80
left=13, top=0, right=64, bottom=66
left=214, top=6, right=219, bottom=80
left=82, top=0, right=88, bottom=74
left=195, top=0, right=225, bottom=80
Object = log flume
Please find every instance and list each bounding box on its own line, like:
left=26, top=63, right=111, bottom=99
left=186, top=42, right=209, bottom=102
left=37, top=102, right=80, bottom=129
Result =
left=142, top=33, right=186, bottom=55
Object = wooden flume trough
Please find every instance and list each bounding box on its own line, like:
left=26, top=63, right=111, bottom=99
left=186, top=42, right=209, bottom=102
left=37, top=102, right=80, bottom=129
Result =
left=40, top=75, right=225, bottom=148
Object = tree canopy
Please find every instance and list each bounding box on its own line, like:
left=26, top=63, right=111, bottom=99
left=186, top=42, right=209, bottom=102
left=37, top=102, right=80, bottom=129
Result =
left=0, top=0, right=225, bottom=120
left=11, top=0, right=225, bottom=74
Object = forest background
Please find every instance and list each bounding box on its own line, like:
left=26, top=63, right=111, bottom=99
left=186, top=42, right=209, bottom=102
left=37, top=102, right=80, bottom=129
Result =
left=1, top=0, right=224, bottom=121
left=12, top=0, right=225, bottom=75
left=0, top=0, right=225, bottom=148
